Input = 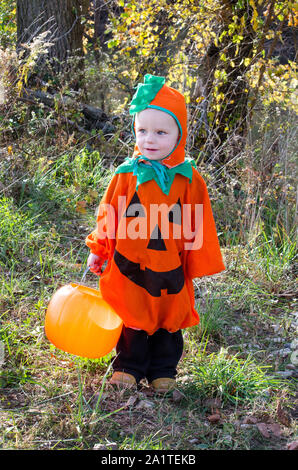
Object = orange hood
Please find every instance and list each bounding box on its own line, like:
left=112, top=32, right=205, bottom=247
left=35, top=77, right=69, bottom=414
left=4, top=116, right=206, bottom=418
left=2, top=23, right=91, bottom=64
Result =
left=129, top=75, right=187, bottom=168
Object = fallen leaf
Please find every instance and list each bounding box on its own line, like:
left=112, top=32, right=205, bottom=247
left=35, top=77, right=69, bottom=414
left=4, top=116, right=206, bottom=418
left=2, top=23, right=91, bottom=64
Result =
left=188, top=438, right=199, bottom=444
left=268, top=422, right=282, bottom=438
left=172, top=389, right=184, bottom=402
left=136, top=399, right=154, bottom=410
left=67, top=133, right=76, bottom=146
left=93, top=441, right=118, bottom=450
left=106, top=441, right=118, bottom=450
left=125, top=395, right=138, bottom=408
left=76, top=200, right=87, bottom=214
left=207, top=413, right=221, bottom=424
left=242, top=416, right=258, bottom=425
left=87, top=189, right=99, bottom=201
left=256, top=422, right=270, bottom=438
left=276, top=400, right=291, bottom=427
left=287, top=440, right=298, bottom=450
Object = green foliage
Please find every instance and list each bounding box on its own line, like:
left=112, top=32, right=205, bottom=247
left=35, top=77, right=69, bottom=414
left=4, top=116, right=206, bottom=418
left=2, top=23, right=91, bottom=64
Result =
left=195, top=293, right=230, bottom=340
left=47, top=147, right=108, bottom=192
left=0, top=196, right=42, bottom=266
left=251, top=226, right=297, bottom=283
left=190, top=348, right=278, bottom=403
left=186, top=347, right=283, bottom=404
left=0, top=0, right=16, bottom=48
left=103, top=0, right=297, bottom=152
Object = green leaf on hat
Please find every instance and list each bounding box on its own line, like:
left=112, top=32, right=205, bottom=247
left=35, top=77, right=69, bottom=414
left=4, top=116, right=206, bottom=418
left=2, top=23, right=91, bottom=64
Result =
left=129, top=74, right=166, bottom=115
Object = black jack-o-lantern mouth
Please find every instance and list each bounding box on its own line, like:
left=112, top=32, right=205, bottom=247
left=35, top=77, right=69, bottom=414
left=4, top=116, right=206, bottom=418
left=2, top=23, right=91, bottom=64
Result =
left=114, top=250, right=184, bottom=297
left=113, top=191, right=185, bottom=297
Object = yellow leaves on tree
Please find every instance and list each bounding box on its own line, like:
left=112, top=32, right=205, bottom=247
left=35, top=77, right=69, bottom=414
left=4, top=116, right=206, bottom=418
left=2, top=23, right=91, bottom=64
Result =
left=106, top=0, right=297, bottom=148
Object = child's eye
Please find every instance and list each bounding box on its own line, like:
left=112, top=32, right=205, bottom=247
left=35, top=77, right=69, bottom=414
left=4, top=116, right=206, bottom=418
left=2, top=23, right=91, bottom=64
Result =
left=157, top=130, right=166, bottom=135
left=137, top=129, right=146, bottom=134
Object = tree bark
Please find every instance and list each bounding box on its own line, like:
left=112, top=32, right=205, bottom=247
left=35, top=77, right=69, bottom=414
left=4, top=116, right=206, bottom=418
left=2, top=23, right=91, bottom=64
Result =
left=93, top=0, right=110, bottom=53
left=16, top=0, right=87, bottom=85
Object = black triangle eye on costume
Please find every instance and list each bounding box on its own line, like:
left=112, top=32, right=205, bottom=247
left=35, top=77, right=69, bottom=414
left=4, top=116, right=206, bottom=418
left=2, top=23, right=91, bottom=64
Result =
left=125, top=192, right=181, bottom=224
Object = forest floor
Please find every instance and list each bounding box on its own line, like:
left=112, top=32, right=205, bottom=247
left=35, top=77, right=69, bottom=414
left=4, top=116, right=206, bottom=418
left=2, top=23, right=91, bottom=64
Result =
left=0, top=144, right=297, bottom=452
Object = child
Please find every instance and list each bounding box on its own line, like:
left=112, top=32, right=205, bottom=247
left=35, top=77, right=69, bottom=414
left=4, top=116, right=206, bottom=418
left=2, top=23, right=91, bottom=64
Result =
left=86, top=74, right=225, bottom=393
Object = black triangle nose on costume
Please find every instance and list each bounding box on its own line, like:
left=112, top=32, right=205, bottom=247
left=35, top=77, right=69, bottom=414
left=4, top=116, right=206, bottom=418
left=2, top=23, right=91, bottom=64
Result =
left=147, top=224, right=166, bottom=251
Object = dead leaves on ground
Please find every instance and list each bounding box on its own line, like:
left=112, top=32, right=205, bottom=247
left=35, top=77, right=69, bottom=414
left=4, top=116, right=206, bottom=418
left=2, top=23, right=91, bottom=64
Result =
left=256, top=421, right=282, bottom=439
left=245, top=400, right=293, bottom=439
left=204, top=397, right=294, bottom=445
left=207, top=413, right=221, bottom=424
left=75, top=189, right=99, bottom=214
left=89, top=385, right=295, bottom=449
left=276, top=400, right=292, bottom=427
left=287, top=440, right=298, bottom=450
left=205, top=397, right=222, bottom=424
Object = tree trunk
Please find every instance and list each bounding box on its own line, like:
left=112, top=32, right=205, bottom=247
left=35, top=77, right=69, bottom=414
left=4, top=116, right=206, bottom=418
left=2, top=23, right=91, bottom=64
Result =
left=93, top=0, right=110, bottom=53
left=16, top=0, right=87, bottom=87
left=198, top=0, right=255, bottom=165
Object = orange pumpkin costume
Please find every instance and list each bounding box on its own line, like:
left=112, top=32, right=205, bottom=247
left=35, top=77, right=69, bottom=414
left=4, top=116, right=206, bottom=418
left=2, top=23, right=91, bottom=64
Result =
left=86, top=75, right=225, bottom=336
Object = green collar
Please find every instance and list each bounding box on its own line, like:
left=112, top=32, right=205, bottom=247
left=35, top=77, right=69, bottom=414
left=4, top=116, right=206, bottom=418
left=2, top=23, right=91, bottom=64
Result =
left=115, top=156, right=195, bottom=195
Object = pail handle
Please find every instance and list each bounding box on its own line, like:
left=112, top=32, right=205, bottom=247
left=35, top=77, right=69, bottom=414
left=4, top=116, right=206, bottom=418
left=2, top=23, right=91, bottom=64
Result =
left=81, top=262, right=103, bottom=283
left=81, top=265, right=90, bottom=282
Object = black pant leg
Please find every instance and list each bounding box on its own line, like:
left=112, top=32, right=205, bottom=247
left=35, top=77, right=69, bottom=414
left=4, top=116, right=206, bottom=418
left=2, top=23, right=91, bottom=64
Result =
left=146, top=329, right=184, bottom=383
left=112, top=326, right=150, bottom=383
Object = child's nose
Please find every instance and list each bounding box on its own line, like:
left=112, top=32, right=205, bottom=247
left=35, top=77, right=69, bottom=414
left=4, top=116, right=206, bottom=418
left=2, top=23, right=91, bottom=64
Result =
left=145, top=132, right=155, bottom=143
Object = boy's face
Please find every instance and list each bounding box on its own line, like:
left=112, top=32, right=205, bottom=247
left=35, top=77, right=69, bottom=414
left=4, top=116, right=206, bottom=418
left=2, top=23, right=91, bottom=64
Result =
left=135, top=108, right=179, bottom=161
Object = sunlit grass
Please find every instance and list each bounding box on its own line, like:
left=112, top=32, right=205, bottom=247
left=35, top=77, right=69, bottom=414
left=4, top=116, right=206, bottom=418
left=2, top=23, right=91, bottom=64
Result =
left=249, top=226, right=297, bottom=283
left=183, top=347, right=284, bottom=404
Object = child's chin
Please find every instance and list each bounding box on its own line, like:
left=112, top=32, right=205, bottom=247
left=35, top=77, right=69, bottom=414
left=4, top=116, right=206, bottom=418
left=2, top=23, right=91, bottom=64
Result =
left=144, top=153, right=164, bottom=161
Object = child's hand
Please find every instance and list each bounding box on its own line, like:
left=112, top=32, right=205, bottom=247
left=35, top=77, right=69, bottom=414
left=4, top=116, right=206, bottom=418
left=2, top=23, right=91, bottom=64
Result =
left=87, top=253, right=103, bottom=275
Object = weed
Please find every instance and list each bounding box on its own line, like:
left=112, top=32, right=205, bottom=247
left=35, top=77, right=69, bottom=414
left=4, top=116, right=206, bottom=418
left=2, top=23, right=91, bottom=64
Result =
left=183, top=347, right=285, bottom=405
left=250, top=226, right=297, bottom=283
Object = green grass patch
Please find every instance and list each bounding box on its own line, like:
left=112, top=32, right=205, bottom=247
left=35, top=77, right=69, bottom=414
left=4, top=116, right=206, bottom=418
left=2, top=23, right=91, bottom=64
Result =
left=249, top=226, right=297, bottom=283
left=183, top=347, right=284, bottom=404
left=0, top=196, right=45, bottom=266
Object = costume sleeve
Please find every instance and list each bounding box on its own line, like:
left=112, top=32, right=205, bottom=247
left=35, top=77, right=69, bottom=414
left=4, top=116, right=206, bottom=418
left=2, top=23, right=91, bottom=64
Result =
left=184, top=169, right=225, bottom=279
left=85, top=173, right=128, bottom=261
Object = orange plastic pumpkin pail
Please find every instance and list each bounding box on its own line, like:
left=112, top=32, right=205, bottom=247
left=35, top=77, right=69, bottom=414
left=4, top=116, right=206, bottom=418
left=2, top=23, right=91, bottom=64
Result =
left=45, top=283, right=123, bottom=358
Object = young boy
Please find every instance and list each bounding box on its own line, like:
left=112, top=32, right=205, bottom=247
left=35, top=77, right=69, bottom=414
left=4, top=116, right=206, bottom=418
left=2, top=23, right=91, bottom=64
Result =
left=86, top=74, right=225, bottom=393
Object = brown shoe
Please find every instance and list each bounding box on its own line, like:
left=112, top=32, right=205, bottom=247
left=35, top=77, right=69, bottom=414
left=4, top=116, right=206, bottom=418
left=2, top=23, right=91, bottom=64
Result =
left=109, top=372, right=137, bottom=388
left=150, top=378, right=176, bottom=394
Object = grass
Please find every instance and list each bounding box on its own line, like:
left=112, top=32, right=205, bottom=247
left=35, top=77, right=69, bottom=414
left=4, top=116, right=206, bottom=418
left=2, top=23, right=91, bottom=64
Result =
left=185, top=346, right=283, bottom=404
left=0, top=141, right=297, bottom=451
